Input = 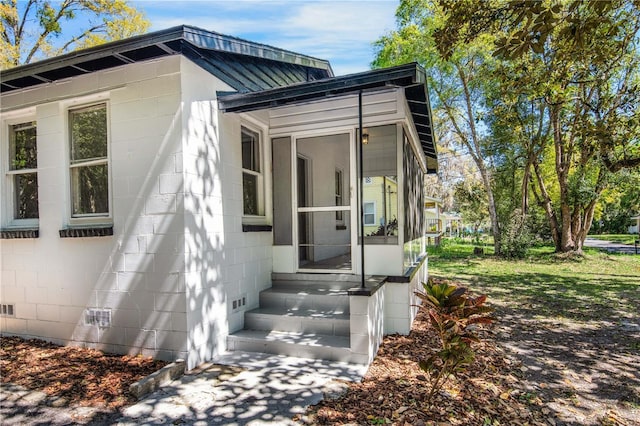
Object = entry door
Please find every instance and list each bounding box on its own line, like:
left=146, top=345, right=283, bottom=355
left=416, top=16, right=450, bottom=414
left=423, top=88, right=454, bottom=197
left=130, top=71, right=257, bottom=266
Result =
left=296, top=133, right=352, bottom=272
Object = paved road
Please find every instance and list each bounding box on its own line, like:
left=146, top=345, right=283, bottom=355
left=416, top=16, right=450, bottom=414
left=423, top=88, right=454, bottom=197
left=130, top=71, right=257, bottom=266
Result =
left=584, top=237, right=639, bottom=255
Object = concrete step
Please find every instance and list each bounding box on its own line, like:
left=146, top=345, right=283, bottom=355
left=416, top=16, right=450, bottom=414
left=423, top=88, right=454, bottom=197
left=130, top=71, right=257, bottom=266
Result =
left=259, top=285, right=350, bottom=313
left=227, top=330, right=359, bottom=363
left=244, top=306, right=350, bottom=336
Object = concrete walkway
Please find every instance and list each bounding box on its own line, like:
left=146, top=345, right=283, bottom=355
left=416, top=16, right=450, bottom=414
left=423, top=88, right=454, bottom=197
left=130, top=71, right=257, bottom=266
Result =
left=114, top=351, right=367, bottom=425
left=584, top=237, right=639, bottom=255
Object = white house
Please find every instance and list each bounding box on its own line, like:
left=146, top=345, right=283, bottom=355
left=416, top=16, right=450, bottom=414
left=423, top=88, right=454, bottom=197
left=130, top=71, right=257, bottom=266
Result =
left=0, top=26, right=438, bottom=370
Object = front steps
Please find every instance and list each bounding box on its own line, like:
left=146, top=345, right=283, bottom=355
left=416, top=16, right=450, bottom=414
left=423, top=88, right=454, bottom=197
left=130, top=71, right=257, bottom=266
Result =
left=227, top=273, right=360, bottom=363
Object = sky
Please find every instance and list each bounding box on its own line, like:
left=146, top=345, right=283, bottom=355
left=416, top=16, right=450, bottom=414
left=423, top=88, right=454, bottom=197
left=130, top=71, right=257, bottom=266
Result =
left=131, top=0, right=400, bottom=76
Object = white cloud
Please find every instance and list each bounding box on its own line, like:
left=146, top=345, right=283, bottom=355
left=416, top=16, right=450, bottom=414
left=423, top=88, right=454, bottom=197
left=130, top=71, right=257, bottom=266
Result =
left=136, top=0, right=399, bottom=75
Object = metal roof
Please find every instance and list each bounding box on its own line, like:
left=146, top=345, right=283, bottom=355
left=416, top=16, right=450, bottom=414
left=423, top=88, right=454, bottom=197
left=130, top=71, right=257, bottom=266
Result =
left=0, top=26, right=436, bottom=172
left=0, top=25, right=332, bottom=94
left=218, top=63, right=438, bottom=173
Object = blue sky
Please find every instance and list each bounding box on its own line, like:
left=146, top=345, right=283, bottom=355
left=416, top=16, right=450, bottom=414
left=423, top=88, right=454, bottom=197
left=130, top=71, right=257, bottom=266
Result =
left=132, top=0, right=399, bottom=76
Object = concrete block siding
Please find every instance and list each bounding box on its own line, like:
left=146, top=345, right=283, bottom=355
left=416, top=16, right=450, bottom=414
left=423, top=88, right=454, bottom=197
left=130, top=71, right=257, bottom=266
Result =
left=0, top=56, right=273, bottom=369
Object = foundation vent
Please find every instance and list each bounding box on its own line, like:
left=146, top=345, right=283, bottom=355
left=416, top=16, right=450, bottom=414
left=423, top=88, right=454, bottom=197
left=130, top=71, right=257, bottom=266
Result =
left=0, top=304, right=15, bottom=317
left=85, top=309, right=111, bottom=327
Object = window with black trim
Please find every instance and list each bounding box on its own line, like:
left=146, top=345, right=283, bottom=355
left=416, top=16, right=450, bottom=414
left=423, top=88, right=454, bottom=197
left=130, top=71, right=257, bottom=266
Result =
left=69, top=104, right=109, bottom=218
left=8, top=121, right=38, bottom=221
left=241, top=126, right=264, bottom=216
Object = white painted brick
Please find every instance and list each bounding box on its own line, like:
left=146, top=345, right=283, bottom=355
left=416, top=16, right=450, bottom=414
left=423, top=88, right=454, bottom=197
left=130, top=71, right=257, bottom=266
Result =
left=153, top=252, right=182, bottom=274
left=117, top=272, right=146, bottom=291
left=16, top=270, right=38, bottom=287
left=1, top=318, right=28, bottom=334
left=156, top=330, right=188, bottom=352
left=47, top=288, right=75, bottom=306
left=349, top=297, right=368, bottom=315
left=1, top=270, right=16, bottom=286
left=36, top=304, right=60, bottom=322
left=350, top=333, right=370, bottom=355
left=1, top=286, right=24, bottom=302
left=152, top=214, right=185, bottom=234
left=155, top=293, right=186, bottom=313
left=98, top=68, right=126, bottom=89
left=124, top=253, right=154, bottom=273
left=159, top=173, right=184, bottom=194
left=26, top=287, right=49, bottom=304
left=145, top=234, right=179, bottom=254
left=72, top=324, right=100, bottom=343
left=141, top=311, right=172, bottom=331
left=96, top=290, right=153, bottom=311
left=145, top=272, right=185, bottom=293
left=126, top=328, right=156, bottom=349
left=100, top=326, right=128, bottom=346
left=59, top=306, right=84, bottom=324
left=111, top=309, right=140, bottom=328
left=171, top=312, right=187, bottom=332
left=350, top=314, right=369, bottom=335
left=15, top=303, right=37, bottom=320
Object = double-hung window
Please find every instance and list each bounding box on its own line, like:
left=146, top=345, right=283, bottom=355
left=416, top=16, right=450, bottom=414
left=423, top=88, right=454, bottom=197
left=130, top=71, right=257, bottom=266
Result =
left=241, top=126, right=263, bottom=217
left=69, top=104, right=109, bottom=218
left=7, top=121, right=38, bottom=222
left=363, top=201, right=376, bottom=226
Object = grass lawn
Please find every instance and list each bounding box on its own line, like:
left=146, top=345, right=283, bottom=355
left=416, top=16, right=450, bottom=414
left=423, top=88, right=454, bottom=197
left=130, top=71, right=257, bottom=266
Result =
left=427, top=241, right=640, bottom=321
left=587, top=233, right=639, bottom=245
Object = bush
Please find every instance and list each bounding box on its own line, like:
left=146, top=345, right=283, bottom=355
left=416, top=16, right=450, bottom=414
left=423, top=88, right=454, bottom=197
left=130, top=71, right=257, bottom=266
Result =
left=500, top=209, right=536, bottom=259
left=415, top=277, right=494, bottom=406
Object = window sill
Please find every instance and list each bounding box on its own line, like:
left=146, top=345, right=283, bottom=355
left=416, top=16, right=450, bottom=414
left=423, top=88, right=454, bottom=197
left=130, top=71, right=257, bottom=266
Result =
left=59, top=225, right=113, bottom=238
left=0, top=228, right=39, bottom=239
left=242, top=224, right=272, bottom=232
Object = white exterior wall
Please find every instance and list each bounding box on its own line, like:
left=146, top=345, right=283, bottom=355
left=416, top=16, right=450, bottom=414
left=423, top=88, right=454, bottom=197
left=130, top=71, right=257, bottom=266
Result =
left=0, top=56, right=189, bottom=360
left=384, top=257, right=428, bottom=335
left=179, top=59, right=273, bottom=369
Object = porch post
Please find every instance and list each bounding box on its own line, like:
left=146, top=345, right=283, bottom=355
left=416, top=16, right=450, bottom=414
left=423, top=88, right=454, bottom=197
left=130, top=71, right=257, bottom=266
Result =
left=359, top=90, right=365, bottom=288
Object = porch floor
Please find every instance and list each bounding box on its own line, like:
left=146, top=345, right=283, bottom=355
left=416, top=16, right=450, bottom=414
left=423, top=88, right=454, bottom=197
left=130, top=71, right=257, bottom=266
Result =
left=299, top=253, right=351, bottom=270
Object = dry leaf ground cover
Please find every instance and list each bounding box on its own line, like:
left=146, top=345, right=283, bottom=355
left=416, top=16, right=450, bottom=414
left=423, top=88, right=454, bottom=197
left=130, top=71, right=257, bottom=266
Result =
left=308, top=243, right=640, bottom=425
left=0, top=337, right=166, bottom=413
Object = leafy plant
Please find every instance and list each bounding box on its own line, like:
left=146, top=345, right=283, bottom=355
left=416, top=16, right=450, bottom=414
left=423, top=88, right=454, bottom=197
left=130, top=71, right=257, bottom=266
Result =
left=415, top=277, right=495, bottom=406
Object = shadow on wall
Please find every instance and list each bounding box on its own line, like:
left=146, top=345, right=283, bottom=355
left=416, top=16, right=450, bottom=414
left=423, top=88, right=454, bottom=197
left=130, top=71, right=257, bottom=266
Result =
left=71, top=99, right=227, bottom=367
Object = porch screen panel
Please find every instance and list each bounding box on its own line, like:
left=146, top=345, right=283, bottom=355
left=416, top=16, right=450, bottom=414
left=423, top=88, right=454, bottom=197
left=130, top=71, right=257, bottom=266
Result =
left=361, top=124, right=399, bottom=244
left=403, top=132, right=425, bottom=242
left=272, top=137, right=292, bottom=245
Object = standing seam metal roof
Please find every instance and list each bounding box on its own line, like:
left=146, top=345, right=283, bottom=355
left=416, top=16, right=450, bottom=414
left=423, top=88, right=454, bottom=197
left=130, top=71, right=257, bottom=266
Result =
left=0, top=25, right=333, bottom=94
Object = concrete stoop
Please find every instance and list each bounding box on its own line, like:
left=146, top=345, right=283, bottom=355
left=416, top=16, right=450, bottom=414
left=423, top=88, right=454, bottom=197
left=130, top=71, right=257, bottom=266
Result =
left=227, top=273, right=374, bottom=364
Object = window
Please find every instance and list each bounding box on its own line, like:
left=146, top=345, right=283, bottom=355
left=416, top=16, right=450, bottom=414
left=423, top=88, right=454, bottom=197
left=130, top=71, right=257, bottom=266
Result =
left=69, top=104, right=109, bottom=218
left=363, top=201, right=376, bottom=226
left=242, top=126, right=263, bottom=216
left=7, top=121, right=38, bottom=221
left=335, top=169, right=343, bottom=221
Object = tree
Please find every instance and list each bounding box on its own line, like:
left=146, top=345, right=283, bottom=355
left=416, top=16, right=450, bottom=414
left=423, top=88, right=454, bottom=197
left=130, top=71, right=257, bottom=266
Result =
left=434, top=0, right=640, bottom=253
left=453, top=180, right=489, bottom=237
left=373, top=0, right=504, bottom=254
left=1, top=0, right=150, bottom=69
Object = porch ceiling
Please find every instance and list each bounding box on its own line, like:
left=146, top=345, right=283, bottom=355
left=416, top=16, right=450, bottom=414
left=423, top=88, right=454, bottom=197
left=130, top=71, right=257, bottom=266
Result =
left=217, top=63, right=438, bottom=173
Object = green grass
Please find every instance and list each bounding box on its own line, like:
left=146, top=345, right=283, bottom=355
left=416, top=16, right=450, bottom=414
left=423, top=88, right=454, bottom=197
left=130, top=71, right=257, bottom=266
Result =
left=587, top=234, right=639, bottom=245
left=426, top=241, right=640, bottom=322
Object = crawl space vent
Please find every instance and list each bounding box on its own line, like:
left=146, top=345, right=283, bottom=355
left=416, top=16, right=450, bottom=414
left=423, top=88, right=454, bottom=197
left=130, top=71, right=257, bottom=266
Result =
left=85, top=309, right=111, bottom=327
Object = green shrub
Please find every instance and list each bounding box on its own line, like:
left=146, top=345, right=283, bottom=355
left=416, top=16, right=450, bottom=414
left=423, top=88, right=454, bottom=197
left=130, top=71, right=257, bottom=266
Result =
left=415, top=277, right=494, bottom=406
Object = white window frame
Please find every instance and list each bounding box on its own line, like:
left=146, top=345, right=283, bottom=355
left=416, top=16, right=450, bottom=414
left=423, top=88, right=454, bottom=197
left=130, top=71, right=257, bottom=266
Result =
left=241, top=124, right=266, bottom=221
left=67, top=102, right=112, bottom=225
left=2, top=113, right=38, bottom=228
left=363, top=201, right=377, bottom=226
